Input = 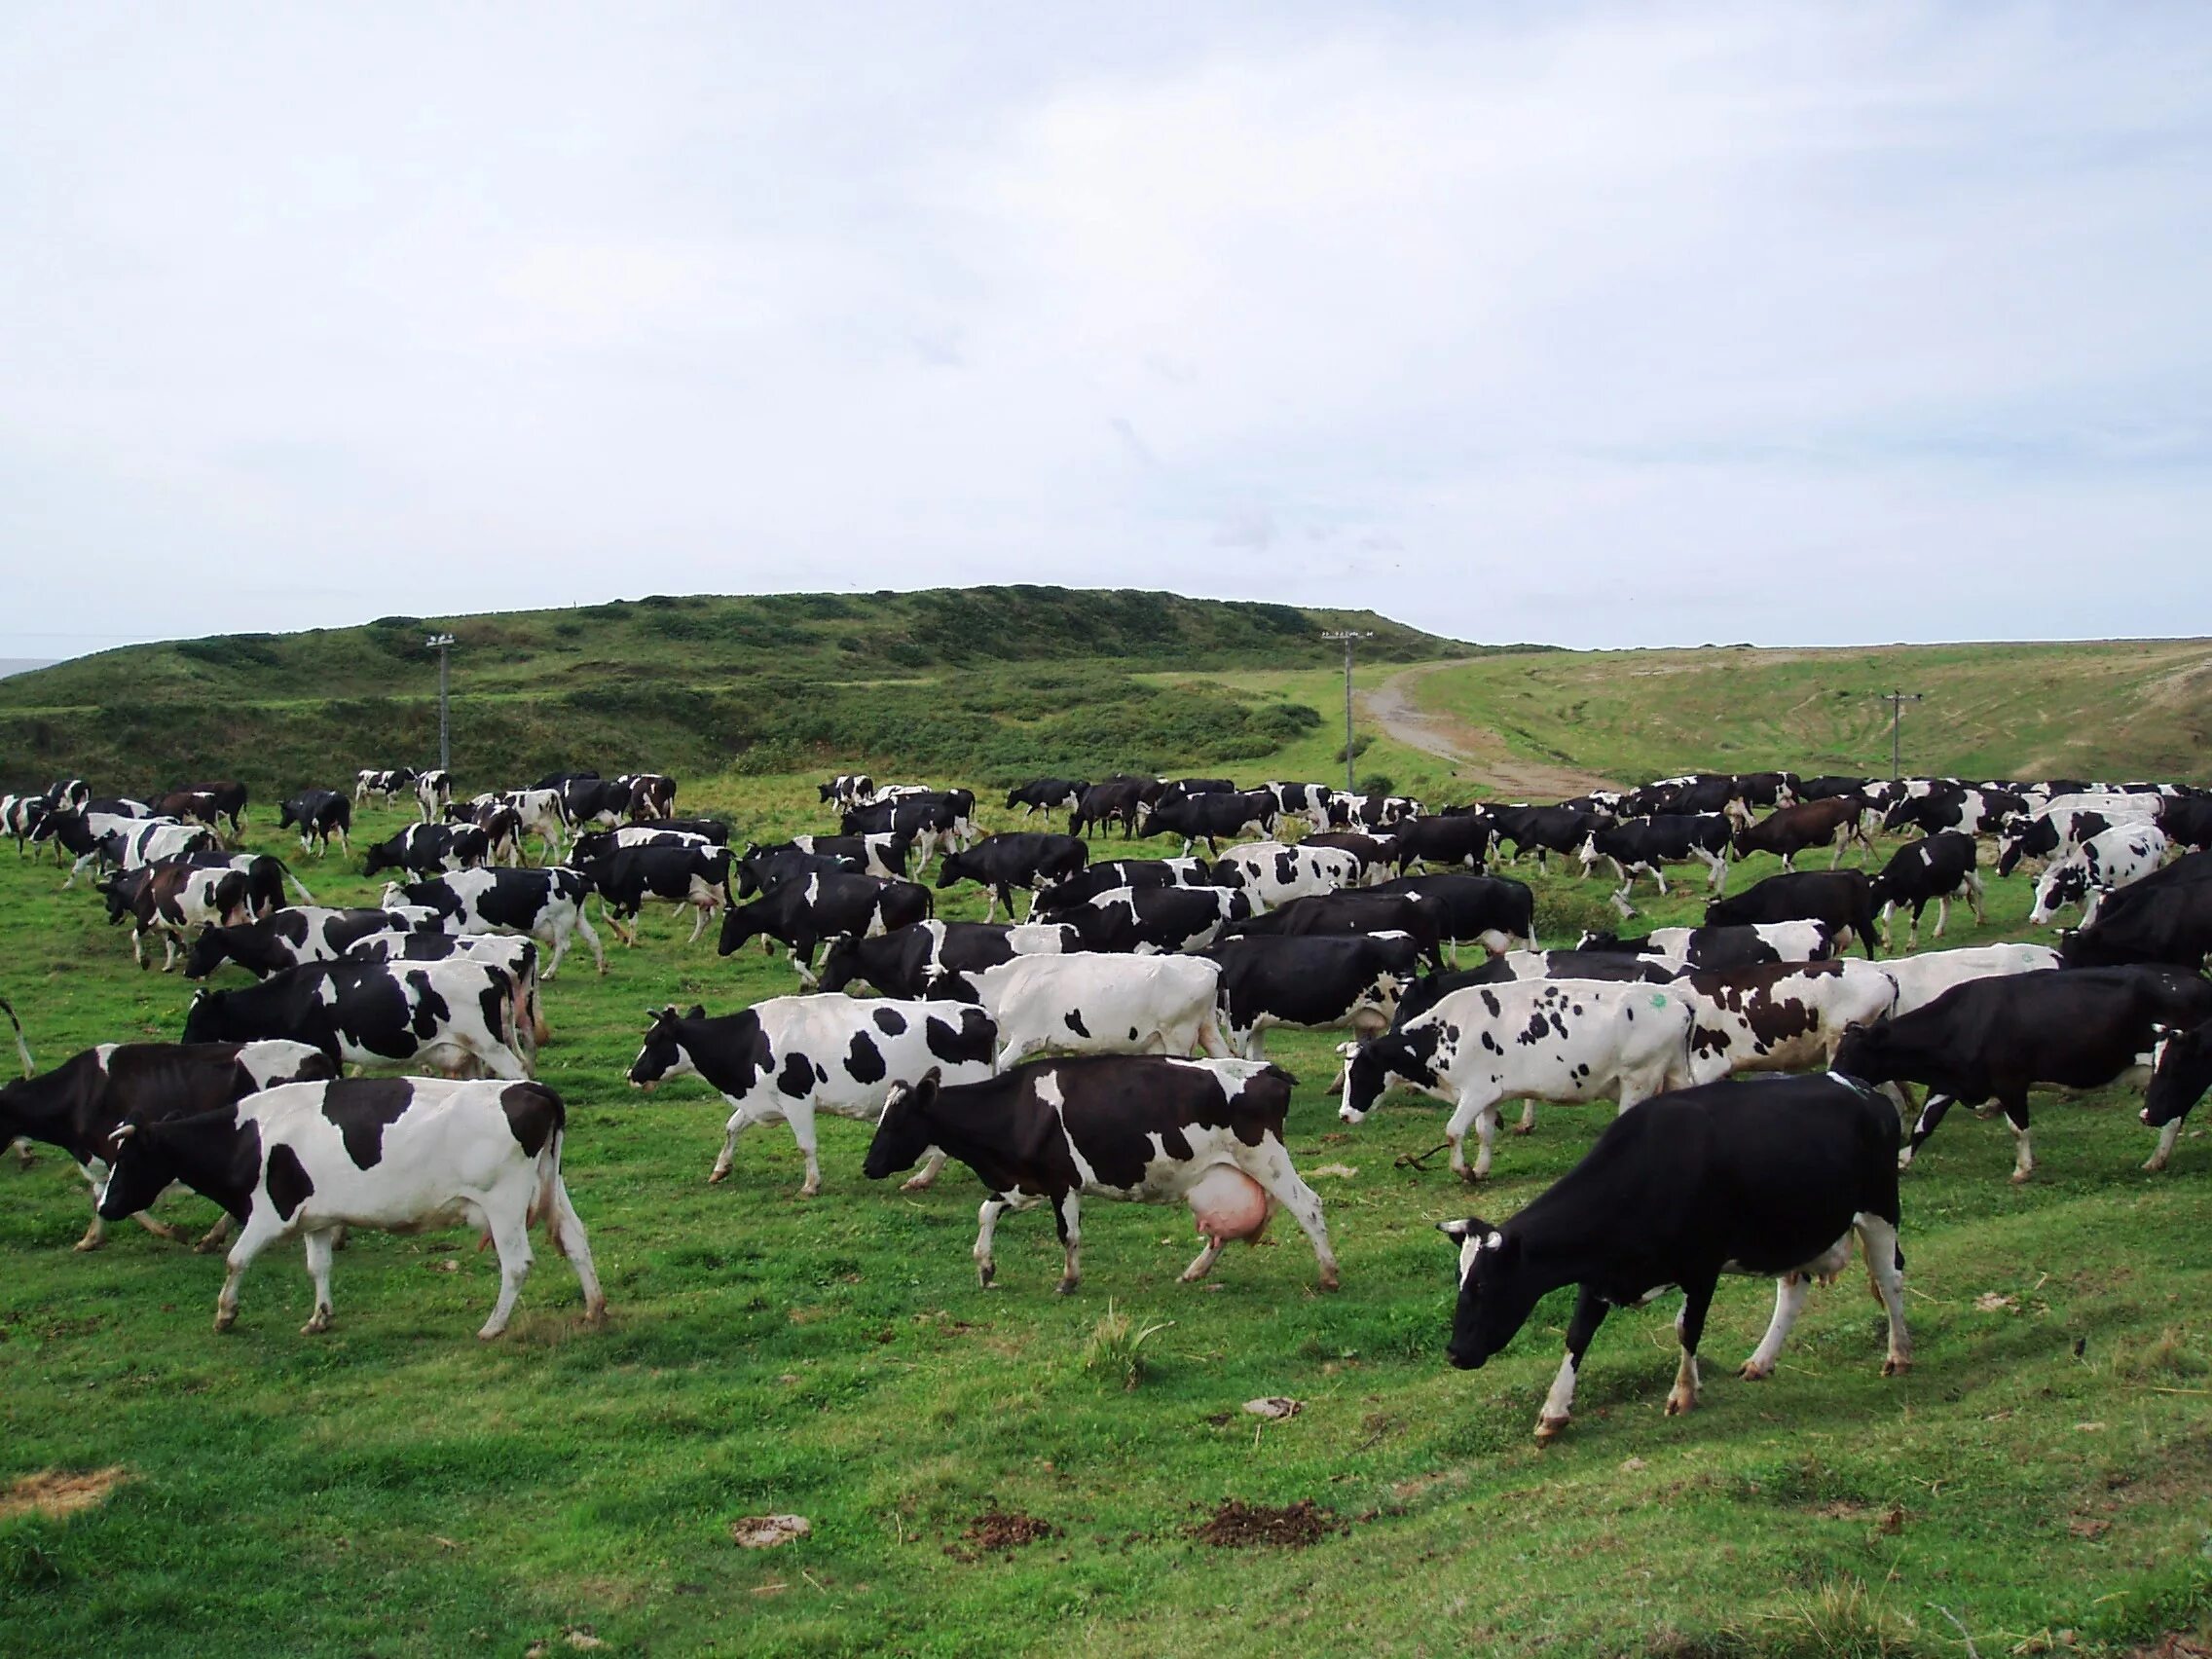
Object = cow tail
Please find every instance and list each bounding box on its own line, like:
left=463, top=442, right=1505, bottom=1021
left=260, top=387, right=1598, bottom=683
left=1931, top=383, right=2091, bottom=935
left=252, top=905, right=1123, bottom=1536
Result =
left=0, top=997, right=31, bottom=1079
left=279, top=861, right=316, bottom=906
left=529, top=1127, right=564, bottom=1231
left=920, top=886, right=936, bottom=919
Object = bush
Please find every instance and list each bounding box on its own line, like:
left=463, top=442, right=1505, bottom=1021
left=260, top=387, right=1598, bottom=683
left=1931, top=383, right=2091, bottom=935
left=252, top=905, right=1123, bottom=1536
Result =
left=1356, top=772, right=1395, bottom=796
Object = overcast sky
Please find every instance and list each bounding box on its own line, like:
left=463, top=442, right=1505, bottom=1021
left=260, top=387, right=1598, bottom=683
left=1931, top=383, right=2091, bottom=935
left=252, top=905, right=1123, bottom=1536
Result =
left=3, top=3, right=2207, bottom=659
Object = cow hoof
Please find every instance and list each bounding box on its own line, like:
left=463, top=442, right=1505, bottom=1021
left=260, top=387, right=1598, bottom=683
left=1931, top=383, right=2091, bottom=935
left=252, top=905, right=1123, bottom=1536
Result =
left=302, top=1315, right=331, bottom=1336
left=796, top=1184, right=820, bottom=1199
left=193, top=1235, right=227, bottom=1255
left=707, top=1168, right=729, bottom=1185
left=1738, top=1362, right=1772, bottom=1382
left=2143, top=1157, right=2168, bottom=1173
left=1533, top=1415, right=1569, bottom=1442
left=1053, top=1279, right=1078, bottom=1296
left=476, top=1323, right=508, bottom=1341
left=213, top=1311, right=237, bottom=1334
left=1317, top=1271, right=1341, bottom=1293
left=2009, top=1169, right=2034, bottom=1186
left=1510, top=1124, right=1534, bottom=1137
left=1881, top=1356, right=1912, bottom=1377
left=72, top=1235, right=103, bottom=1254
left=1665, top=1393, right=1696, bottom=1418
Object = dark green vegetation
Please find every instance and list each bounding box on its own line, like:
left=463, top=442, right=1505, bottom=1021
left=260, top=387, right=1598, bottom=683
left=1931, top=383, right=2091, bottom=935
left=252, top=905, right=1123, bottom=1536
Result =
left=0, top=589, right=1486, bottom=796
left=4, top=765, right=2211, bottom=1656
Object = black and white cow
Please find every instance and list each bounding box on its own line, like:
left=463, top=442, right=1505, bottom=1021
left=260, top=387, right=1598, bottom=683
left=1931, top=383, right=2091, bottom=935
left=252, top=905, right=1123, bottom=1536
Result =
left=1137, top=790, right=1278, bottom=856
left=1675, top=959, right=1899, bottom=1082
left=183, top=958, right=535, bottom=1080
left=815, top=919, right=1080, bottom=1000
left=1389, top=814, right=1493, bottom=874
left=2060, top=869, right=2212, bottom=971
left=935, top=833, right=1088, bottom=922
left=1339, top=979, right=1700, bottom=1180
left=2157, top=794, right=2212, bottom=856
left=1484, top=806, right=1611, bottom=870
left=1875, top=941, right=2061, bottom=1019
left=1578, top=815, right=1734, bottom=915
left=1574, top=921, right=1839, bottom=973
left=1205, top=842, right=1361, bottom=910
left=2142, top=1021, right=2212, bottom=1171
left=3, top=793, right=51, bottom=855
left=1865, top=832, right=1985, bottom=951
left=278, top=790, right=352, bottom=857
left=1058, top=884, right=1255, bottom=955
left=1006, top=778, right=1087, bottom=822
left=1298, top=831, right=1400, bottom=885
left=840, top=796, right=965, bottom=867
left=616, top=772, right=677, bottom=821
left=46, top=778, right=91, bottom=812
left=98, top=1077, right=606, bottom=1339
left=1219, top=890, right=1447, bottom=971
left=1330, top=792, right=1421, bottom=831
left=819, top=774, right=875, bottom=812
left=1731, top=796, right=1873, bottom=870
left=1796, top=774, right=1872, bottom=803
left=863, top=1057, right=1340, bottom=1293
left=1438, top=1073, right=1909, bottom=1440
left=1882, top=784, right=2023, bottom=840
left=107, top=863, right=254, bottom=970
left=1706, top=870, right=1879, bottom=959
left=632, top=816, right=729, bottom=844
left=1264, top=781, right=1338, bottom=834
left=739, top=834, right=911, bottom=894
left=353, top=767, right=419, bottom=806
left=1833, top=966, right=2212, bottom=1181
left=381, top=867, right=606, bottom=978
left=1027, top=858, right=1213, bottom=917
left=627, top=998, right=998, bottom=1195
left=1204, top=933, right=1423, bottom=1058
left=717, top=869, right=934, bottom=983
left=186, top=907, right=432, bottom=979
left=0, top=1038, right=332, bottom=1251
left=557, top=775, right=633, bottom=832
left=967, top=953, right=1232, bottom=1070
left=101, top=850, right=312, bottom=926
left=414, top=769, right=453, bottom=824
left=576, top=843, right=733, bottom=945
left=2028, top=824, right=2169, bottom=927
left=1364, top=873, right=1535, bottom=962
left=152, top=788, right=234, bottom=839
left=361, top=823, right=490, bottom=879
left=105, top=818, right=221, bottom=876
left=1997, top=799, right=2159, bottom=876
left=36, top=810, right=203, bottom=885
left=343, top=931, right=549, bottom=1053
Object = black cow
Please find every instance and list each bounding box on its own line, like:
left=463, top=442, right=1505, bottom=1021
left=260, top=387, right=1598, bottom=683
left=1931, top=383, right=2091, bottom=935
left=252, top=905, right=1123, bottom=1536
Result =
left=1485, top=805, right=1608, bottom=870
left=1158, top=777, right=1235, bottom=802
left=717, top=870, right=934, bottom=983
left=1833, top=966, right=2212, bottom=1181
left=2143, top=1020, right=2212, bottom=1170
left=1866, top=832, right=1984, bottom=951
left=1028, top=858, right=1213, bottom=916
left=1137, top=790, right=1277, bottom=855
left=278, top=790, right=352, bottom=857
left=1204, top=933, right=1423, bottom=1058
left=2157, top=794, right=2212, bottom=855
left=863, top=1056, right=1339, bottom=1292
left=186, top=907, right=429, bottom=979
left=936, top=833, right=1088, bottom=922
left=361, top=823, right=490, bottom=879
left=1300, top=830, right=1399, bottom=882
left=816, top=919, right=1080, bottom=1000
left=1006, top=778, right=1087, bottom=821
left=1389, top=815, right=1493, bottom=874
left=1069, top=775, right=1166, bottom=838
left=1706, top=870, right=1878, bottom=958
left=1796, top=775, right=1871, bottom=803
left=1059, top=884, right=1254, bottom=955
left=1220, top=891, right=1446, bottom=970
left=154, top=788, right=237, bottom=838
left=1438, top=1073, right=1909, bottom=1440
left=2060, top=875, right=2212, bottom=971
left=1364, top=873, right=1534, bottom=961
left=558, top=775, right=632, bottom=831
left=1579, top=815, right=1733, bottom=914
left=577, top=844, right=734, bottom=945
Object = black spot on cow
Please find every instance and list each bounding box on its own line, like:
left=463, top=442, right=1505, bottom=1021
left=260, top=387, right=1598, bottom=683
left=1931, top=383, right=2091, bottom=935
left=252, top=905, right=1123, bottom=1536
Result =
left=778, top=1051, right=818, bottom=1097
left=1481, top=1030, right=1501, bottom=1054
left=1160, top=1124, right=1195, bottom=1161
left=1128, top=1027, right=1140, bottom=1042
left=1480, top=988, right=1501, bottom=1019
left=872, top=1007, right=908, bottom=1036
left=499, top=1082, right=563, bottom=1156
left=403, top=968, right=453, bottom=1043
left=924, top=1009, right=997, bottom=1067
left=266, top=1143, right=314, bottom=1221
left=1517, top=1012, right=1551, bottom=1047
left=1064, top=1009, right=1091, bottom=1038
left=845, top=1032, right=888, bottom=1085
left=325, top=1077, right=415, bottom=1169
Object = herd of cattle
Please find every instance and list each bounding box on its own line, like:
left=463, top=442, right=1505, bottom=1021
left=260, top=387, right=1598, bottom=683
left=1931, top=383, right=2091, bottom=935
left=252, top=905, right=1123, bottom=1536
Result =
left=6, top=757, right=2212, bottom=1442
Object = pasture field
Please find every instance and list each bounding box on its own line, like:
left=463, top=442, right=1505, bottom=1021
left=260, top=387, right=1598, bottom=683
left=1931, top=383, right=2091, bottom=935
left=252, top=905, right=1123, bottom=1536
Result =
left=4, top=774, right=2212, bottom=1657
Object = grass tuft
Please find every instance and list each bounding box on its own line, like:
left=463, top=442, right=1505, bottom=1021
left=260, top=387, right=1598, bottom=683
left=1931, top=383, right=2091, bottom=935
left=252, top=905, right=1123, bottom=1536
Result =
left=1081, top=1300, right=1174, bottom=1391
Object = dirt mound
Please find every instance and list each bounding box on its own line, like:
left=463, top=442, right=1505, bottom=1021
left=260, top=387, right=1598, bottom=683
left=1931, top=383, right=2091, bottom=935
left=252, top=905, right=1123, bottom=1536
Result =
left=948, top=1508, right=1059, bottom=1558
left=0, top=1466, right=127, bottom=1522
left=1190, top=1498, right=1340, bottom=1549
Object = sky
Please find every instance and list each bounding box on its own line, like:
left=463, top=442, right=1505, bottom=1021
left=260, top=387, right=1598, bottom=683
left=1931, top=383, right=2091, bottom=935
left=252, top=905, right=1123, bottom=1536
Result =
left=2, top=2, right=2208, bottom=658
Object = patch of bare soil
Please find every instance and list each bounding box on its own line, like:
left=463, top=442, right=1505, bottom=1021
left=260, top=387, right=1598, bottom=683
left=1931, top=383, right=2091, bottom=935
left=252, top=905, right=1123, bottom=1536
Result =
left=1189, top=1497, right=1342, bottom=1549
left=1360, top=665, right=1616, bottom=797
left=0, top=1466, right=127, bottom=1522
left=946, top=1508, right=1060, bottom=1559
left=2130, top=1635, right=2212, bottom=1658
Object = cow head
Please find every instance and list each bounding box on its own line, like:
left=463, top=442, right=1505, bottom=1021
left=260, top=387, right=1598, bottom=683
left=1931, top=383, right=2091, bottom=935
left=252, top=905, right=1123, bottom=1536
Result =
left=815, top=938, right=865, bottom=994
left=934, top=850, right=974, bottom=891
left=2028, top=864, right=2090, bottom=927
left=627, top=1006, right=706, bottom=1089
left=716, top=902, right=760, bottom=958
left=180, top=988, right=228, bottom=1045
left=362, top=840, right=403, bottom=878
left=1436, top=1217, right=1544, bottom=1371
left=183, top=928, right=239, bottom=980
left=2142, top=1024, right=2212, bottom=1130
left=863, top=1069, right=940, bottom=1181
left=97, top=1121, right=177, bottom=1222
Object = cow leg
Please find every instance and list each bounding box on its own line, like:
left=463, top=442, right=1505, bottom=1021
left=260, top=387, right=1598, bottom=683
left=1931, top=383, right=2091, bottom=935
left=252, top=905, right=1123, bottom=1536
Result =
left=1781, top=851, right=1796, bottom=873
left=900, top=1148, right=950, bottom=1192
left=542, top=1171, right=608, bottom=1327
left=1051, top=1193, right=1082, bottom=1294
left=1445, top=1087, right=1505, bottom=1181
left=300, top=1230, right=339, bottom=1333
left=1904, top=901, right=1924, bottom=953
left=1879, top=900, right=1899, bottom=953
left=1666, top=1271, right=1719, bottom=1416
left=974, top=1196, right=1010, bottom=1287
left=1740, top=1272, right=1816, bottom=1380
left=607, top=909, right=638, bottom=947
left=2001, top=1095, right=2035, bottom=1184
left=1932, top=896, right=1949, bottom=940
left=2146, top=1112, right=2186, bottom=1172
left=1242, top=1151, right=1339, bottom=1291
left=686, top=904, right=711, bottom=944
left=1900, top=1091, right=1957, bottom=1168
left=1853, top=1211, right=1912, bottom=1375
left=476, top=1203, right=535, bottom=1340
left=1535, top=1286, right=1608, bottom=1441
left=214, top=1214, right=286, bottom=1331
left=708, top=1103, right=772, bottom=1184
left=1195, top=1010, right=1233, bottom=1060
left=1965, top=871, right=1987, bottom=926
left=1511, top=1098, right=1537, bottom=1136
left=193, top=1213, right=235, bottom=1253
left=10, top=1137, right=32, bottom=1169
left=1609, top=883, right=1637, bottom=920
left=787, top=1102, right=824, bottom=1198
left=790, top=939, right=821, bottom=988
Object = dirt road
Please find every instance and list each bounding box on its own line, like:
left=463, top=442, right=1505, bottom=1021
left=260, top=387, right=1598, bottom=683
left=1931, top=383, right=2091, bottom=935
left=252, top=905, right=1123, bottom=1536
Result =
left=1360, top=664, right=1619, bottom=799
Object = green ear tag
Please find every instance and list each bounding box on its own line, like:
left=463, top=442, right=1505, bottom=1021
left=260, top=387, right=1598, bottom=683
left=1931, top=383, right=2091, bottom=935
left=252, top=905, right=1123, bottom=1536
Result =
left=1652, top=994, right=1670, bottom=1009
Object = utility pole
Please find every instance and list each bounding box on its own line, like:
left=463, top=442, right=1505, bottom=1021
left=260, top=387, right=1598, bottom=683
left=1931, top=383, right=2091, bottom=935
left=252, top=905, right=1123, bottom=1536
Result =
left=426, top=633, right=457, bottom=773
left=1321, top=630, right=1374, bottom=793
left=1874, top=688, right=1923, bottom=780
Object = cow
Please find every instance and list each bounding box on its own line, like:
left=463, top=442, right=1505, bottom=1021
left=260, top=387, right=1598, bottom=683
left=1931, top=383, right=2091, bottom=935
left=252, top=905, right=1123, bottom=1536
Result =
left=2060, top=877, right=2212, bottom=971
left=1622, top=775, right=1746, bottom=823
left=488, top=788, right=571, bottom=863
left=1006, top=778, right=1087, bottom=822
left=1298, top=830, right=1400, bottom=884
left=1204, top=933, right=1423, bottom=1058
left=1578, top=815, right=1734, bottom=915
left=739, top=835, right=911, bottom=895
left=185, top=907, right=432, bottom=980
left=935, top=833, right=1088, bottom=923
left=626, top=998, right=998, bottom=1196
left=1205, top=842, right=1361, bottom=911
left=536, top=769, right=600, bottom=792
left=616, top=772, right=677, bottom=821
left=816, top=919, right=1080, bottom=1000
left=46, top=778, right=91, bottom=812
left=1676, top=960, right=1899, bottom=1082
left=1880, top=784, right=2022, bottom=840
left=1797, top=774, right=1872, bottom=803
left=1865, top=832, right=1985, bottom=951
left=34, top=810, right=198, bottom=885
left=557, top=775, right=632, bottom=832
left=414, top=769, right=453, bottom=823
left=1574, top=921, right=1839, bottom=973
left=1832, top=966, right=2212, bottom=1181
left=352, top=767, right=418, bottom=806
left=381, top=867, right=606, bottom=978
left=841, top=795, right=964, bottom=867
left=361, top=822, right=490, bottom=879
left=97, top=1077, right=605, bottom=1339
left=577, top=843, right=734, bottom=945
left=1058, top=884, right=1255, bottom=955
left=2028, top=824, right=2170, bottom=927
left=571, top=827, right=712, bottom=864
left=1220, top=891, right=1448, bottom=971
left=153, top=789, right=235, bottom=839
left=1732, top=795, right=1873, bottom=871
left=1386, top=814, right=1493, bottom=874
left=968, top=953, right=1231, bottom=1070
left=1877, top=941, right=2061, bottom=1019
left=1157, top=777, right=1235, bottom=804
left=102, top=850, right=312, bottom=925
left=1264, top=781, right=1338, bottom=834
left=1706, top=870, right=1879, bottom=959
left=278, top=790, right=352, bottom=857
left=0, top=1038, right=332, bottom=1251
left=1340, top=978, right=1701, bottom=1180
left=109, top=863, right=254, bottom=970
left=863, top=1057, right=1339, bottom=1293
left=1443, top=950, right=1679, bottom=997
left=1027, top=858, right=1213, bottom=918
left=788, top=832, right=912, bottom=879
left=108, top=819, right=221, bottom=876
left=632, top=816, right=730, bottom=844
left=2157, top=793, right=2212, bottom=855
left=1485, top=805, right=1610, bottom=870
left=819, top=774, right=875, bottom=812
left=183, top=958, right=532, bottom=1081
left=2, top=793, right=51, bottom=856
left=1137, top=790, right=1277, bottom=856
left=717, top=869, right=933, bottom=984
left=1997, top=799, right=2159, bottom=876
left=1437, top=1073, right=1909, bottom=1440
left=343, top=931, right=549, bottom=1053
left=2143, top=1021, right=2212, bottom=1170
left=1330, top=792, right=1421, bottom=831
left=1364, top=873, right=1535, bottom=963
left=1071, top=778, right=1154, bottom=839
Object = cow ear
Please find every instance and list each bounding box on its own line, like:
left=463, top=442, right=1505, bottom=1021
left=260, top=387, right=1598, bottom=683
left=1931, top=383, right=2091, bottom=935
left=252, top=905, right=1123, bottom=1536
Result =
left=1435, top=1218, right=1475, bottom=1242
left=687, top=1005, right=707, bottom=1022
left=914, top=1066, right=942, bottom=1103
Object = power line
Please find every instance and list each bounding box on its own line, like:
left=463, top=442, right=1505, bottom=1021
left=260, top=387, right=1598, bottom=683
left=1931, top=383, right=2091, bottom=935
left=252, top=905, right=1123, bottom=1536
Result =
left=1321, top=630, right=1374, bottom=793
left=426, top=634, right=457, bottom=773
left=1872, top=688, right=1924, bottom=780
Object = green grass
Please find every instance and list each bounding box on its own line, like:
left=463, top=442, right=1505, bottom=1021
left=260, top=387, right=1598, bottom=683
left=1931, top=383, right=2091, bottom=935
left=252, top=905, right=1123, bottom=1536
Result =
left=4, top=759, right=2211, bottom=1656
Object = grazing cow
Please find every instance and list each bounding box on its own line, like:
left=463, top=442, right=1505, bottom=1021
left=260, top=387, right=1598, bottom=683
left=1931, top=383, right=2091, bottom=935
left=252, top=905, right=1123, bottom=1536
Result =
left=1388, top=814, right=1493, bottom=874
left=1340, top=979, right=1700, bottom=1180
left=1205, top=933, right=1423, bottom=1058
left=616, top=772, right=677, bottom=821
left=1706, top=870, right=1878, bottom=959
left=1578, top=815, right=1734, bottom=915
left=361, top=822, right=490, bottom=879
left=98, top=1077, right=605, bottom=1339
left=577, top=843, right=734, bottom=944
left=819, top=774, right=875, bottom=812
left=1486, top=805, right=1610, bottom=870
left=1438, top=1073, right=1908, bottom=1440
left=381, top=867, right=606, bottom=978
left=1205, top=842, right=1361, bottom=910
left=352, top=767, right=418, bottom=806
left=1027, top=858, right=1213, bottom=917
left=1264, top=781, right=1338, bottom=834
left=1833, top=966, right=2212, bottom=1181
left=2157, top=794, right=2212, bottom=855
left=1, top=1039, right=332, bottom=1251
left=1299, top=830, right=1400, bottom=884
left=184, top=958, right=533, bottom=1080
left=186, top=907, right=431, bottom=979
left=1866, top=832, right=1985, bottom=951
left=110, top=863, right=253, bottom=970
left=1058, top=885, right=1255, bottom=955
left=968, top=953, right=1231, bottom=1070
left=278, top=790, right=352, bottom=857
left=1137, top=789, right=1277, bottom=856
left=414, top=769, right=453, bottom=824
left=1575, top=921, right=1839, bottom=973
left=717, top=870, right=933, bottom=984
left=936, top=833, right=1088, bottom=922
left=3, top=793, right=51, bottom=855
left=1006, top=778, right=1087, bottom=822
left=817, top=919, right=1080, bottom=1000
left=627, top=998, right=998, bottom=1195
left=2028, top=824, right=2170, bottom=927
left=1676, top=960, right=1899, bottom=1082
left=2143, top=1021, right=2212, bottom=1170
left=863, top=1057, right=1339, bottom=1293
left=344, top=931, right=549, bottom=1052
left=1997, top=799, right=2158, bottom=876
left=1875, top=941, right=2061, bottom=1019
left=1365, top=874, right=1535, bottom=962
left=1221, top=891, right=1448, bottom=970
left=1733, top=796, right=1872, bottom=871
left=2060, top=876, right=2212, bottom=971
